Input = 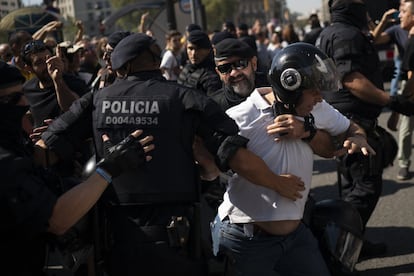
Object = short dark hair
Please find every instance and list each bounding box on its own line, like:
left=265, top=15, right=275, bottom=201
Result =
left=21, top=40, right=51, bottom=66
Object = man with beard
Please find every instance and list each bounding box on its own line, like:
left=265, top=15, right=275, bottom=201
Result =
left=210, top=38, right=266, bottom=110
left=21, top=40, right=89, bottom=129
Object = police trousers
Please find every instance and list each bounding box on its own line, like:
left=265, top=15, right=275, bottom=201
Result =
left=103, top=204, right=207, bottom=276
left=338, top=128, right=384, bottom=229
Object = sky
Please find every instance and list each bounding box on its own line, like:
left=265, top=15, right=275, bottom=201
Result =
left=286, top=0, right=322, bottom=15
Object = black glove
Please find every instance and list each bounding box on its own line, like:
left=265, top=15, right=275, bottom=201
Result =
left=388, top=95, right=414, bottom=116
left=96, top=134, right=145, bottom=178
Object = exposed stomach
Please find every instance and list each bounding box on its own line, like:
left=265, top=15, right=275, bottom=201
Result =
left=254, top=219, right=301, bottom=235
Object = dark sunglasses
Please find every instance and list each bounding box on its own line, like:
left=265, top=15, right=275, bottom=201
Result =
left=216, top=59, right=249, bottom=74
left=0, top=92, right=24, bottom=105
left=22, top=40, right=47, bottom=57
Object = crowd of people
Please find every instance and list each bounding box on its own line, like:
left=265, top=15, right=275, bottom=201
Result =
left=2, top=0, right=414, bottom=275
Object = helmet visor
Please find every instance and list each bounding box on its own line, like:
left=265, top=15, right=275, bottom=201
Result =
left=323, top=222, right=363, bottom=271
left=299, top=56, right=342, bottom=93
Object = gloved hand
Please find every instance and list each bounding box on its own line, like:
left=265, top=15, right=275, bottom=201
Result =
left=388, top=95, right=414, bottom=116
left=96, top=134, right=146, bottom=178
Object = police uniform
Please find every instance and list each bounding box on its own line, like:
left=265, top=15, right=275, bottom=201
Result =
left=0, top=62, right=57, bottom=276
left=43, top=33, right=247, bottom=275
left=317, top=2, right=386, bottom=227
left=177, top=30, right=222, bottom=97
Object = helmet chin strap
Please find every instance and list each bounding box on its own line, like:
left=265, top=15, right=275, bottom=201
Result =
left=272, top=101, right=296, bottom=116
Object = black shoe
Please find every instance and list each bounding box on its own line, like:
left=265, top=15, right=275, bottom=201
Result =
left=397, top=167, right=411, bottom=180
left=359, top=240, right=387, bottom=259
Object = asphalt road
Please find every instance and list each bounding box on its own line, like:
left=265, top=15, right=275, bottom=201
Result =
left=311, top=109, right=414, bottom=276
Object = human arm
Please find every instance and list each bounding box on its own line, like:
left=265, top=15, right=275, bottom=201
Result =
left=74, top=20, right=84, bottom=43
left=333, top=121, right=375, bottom=157
left=228, top=147, right=305, bottom=200
left=32, top=21, right=63, bottom=41
left=370, top=9, right=397, bottom=44
left=266, top=113, right=337, bottom=158
left=345, top=68, right=414, bottom=115
left=48, top=130, right=154, bottom=235
left=47, top=49, right=80, bottom=111
left=138, top=12, right=150, bottom=33
left=40, top=92, right=94, bottom=164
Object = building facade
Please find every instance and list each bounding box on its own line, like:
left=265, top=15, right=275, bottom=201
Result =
left=0, top=0, right=21, bottom=19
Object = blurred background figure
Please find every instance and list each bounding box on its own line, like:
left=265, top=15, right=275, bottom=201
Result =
left=0, top=43, right=12, bottom=62
left=160, top=30, right=183, bottom=81
left=303, top=13, right=324, bottom=45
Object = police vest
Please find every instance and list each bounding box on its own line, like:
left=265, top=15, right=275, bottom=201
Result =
left=177, top=65, right=206, bottom=90
left=317, top=23, right=384, bottom=120
left=93, top=76, right=199, bottom=205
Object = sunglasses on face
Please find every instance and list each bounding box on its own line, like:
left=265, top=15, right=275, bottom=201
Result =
left=0, top=92, right=24, bottom=105
left=216, top=59, right=249, bottom=74
left=22, top=40, right=47, bottom=57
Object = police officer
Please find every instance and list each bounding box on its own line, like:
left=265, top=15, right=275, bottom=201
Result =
left=317, top=0, right=414, bottom=258
left=0, top=61, right=153, bottom=276
left=41, top=33, right=304, bottom=275
left=177, top=30, right=222, bottom=96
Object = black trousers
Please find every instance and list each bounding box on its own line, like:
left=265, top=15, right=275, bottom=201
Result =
left=338, top=131, right=384, bottom=230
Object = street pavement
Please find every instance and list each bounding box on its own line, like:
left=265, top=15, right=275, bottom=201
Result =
left=311, top=109, right=414, bottom=276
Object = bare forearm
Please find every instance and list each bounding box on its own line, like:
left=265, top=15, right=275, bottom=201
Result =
left=48, top=173, right=108, bottom=235
left=53, top=78, right=80, bottom=111
left=344, top=72, right=389, bottom=106
left=308, top=129, right=336, bottom=158
left=229, top=147, right=282, bottom=191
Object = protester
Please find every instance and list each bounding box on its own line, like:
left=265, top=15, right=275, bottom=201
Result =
left=160, top=30, right=183, bottom=81
left=40, top=33, right=306, bottom=275
left=211, top=42, right=374, bottom=276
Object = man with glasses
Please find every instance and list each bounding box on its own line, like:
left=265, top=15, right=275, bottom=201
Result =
left=0, top=61, right=154, bottom=276
left=40, top=33, right=308, bottom=275
left=210, top=38, right=267, bottom=110
left=211, top=42, right=374, bottom=276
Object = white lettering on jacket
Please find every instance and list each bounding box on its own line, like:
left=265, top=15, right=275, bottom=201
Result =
left=102, top=100, right=160, bottom=114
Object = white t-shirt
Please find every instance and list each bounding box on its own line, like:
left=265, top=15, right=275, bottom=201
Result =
left=160, top=50, right=179, bottom=81
left=218, top=89, right=350, bottom=223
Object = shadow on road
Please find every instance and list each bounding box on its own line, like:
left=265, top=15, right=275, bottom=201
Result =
left=361, top=263, right=414, bottom=276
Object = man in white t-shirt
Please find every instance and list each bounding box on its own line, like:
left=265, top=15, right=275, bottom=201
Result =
left=211, top=43, right=375, bottom=275
left=160, top=30, right=182, bottom=81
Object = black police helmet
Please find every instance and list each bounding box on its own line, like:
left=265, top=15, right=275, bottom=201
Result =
left=268, top=42, right=341, bottom=105
left=310, top=199, right=363, bottom=274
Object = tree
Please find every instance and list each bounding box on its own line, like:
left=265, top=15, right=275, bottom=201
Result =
left=202, top=0, right=238, bottom=31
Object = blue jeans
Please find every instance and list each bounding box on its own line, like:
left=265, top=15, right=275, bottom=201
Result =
left=390, top=55, right=402, bottom=97
left=211, top=215, right=331, bottom=276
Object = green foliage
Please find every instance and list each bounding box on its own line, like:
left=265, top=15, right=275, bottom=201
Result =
left=108, top=0, right=158, bottom=31
left=202, top=0, right=238, bottom=31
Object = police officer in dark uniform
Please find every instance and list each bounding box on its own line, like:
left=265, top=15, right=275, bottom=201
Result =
left=177, top=30, right=222, bottom=96
left=41, top=33, right=303, bottom=275
left=317, top=0, right=414, bottom=258
left=0, top=61, right=153, bottom=276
